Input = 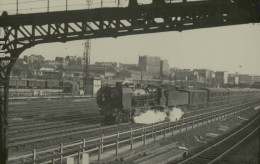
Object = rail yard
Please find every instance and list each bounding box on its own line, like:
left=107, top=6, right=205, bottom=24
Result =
left=1, top=0, right=260, bottom=163
left=7, top=95, right=260, bottom=164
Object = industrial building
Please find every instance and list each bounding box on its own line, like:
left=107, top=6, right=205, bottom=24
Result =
left=160, top=60, right=169, bottom=76
left=214, top=71, right=228, bottom=86
left=139, top=55, right=161, bottom=77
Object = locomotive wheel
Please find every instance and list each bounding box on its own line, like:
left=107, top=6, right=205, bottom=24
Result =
left=104, top=116, right=113, bottom=124
left=115, top=116, right=123, bottom=124
left=115, top=116, right=119, bottom=124
left=119, top=116, right=123, bottom=123
left=122, top=115, right=128, bottom=123
left=124, top=116, right=130, bottom=123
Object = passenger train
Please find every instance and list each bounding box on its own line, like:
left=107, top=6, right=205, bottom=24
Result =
left=97, top=82, right=260, bottom=123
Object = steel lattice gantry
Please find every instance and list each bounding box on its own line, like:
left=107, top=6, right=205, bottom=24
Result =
left=0, top=0, right=259, bottom=163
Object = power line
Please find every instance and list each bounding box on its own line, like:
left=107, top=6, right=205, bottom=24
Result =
left=0, top=0, right=47, bottom=6
left=0, top=0, right=117, bottom=6
left=0, top=0, right=118, bottom=13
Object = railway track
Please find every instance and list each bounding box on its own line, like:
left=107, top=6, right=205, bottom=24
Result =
left=7, top=98, right=259, bottom=157
left=8, top=116, right=100, bottom=135
left=178, top=110, right=260, bottom=164
left=8, top=100, right=260, bottom=163
left=9, top=101, right=260, bottom=164
left=8, top=99, right=102, bottom=154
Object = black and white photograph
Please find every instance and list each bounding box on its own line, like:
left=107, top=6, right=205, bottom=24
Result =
left=0, top=0, right=260, bottom=164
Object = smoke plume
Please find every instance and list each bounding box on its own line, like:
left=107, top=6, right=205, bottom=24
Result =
left=134, top=110, right=166, bottom=124
left=168, top=107, right=184, bottom=122
left=134, top=107, right=184, bottom=124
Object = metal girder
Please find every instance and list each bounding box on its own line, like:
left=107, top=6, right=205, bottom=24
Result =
left=0, top=58, right=17, bottom=164
left=0, top=0, right=259, bottom=56
left=0, top=49, right=24, bottom=164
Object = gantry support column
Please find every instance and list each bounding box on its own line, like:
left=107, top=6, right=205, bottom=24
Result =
left=0, top=51, right=21, bottom=164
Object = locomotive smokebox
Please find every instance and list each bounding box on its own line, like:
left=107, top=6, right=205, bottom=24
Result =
left=116, top=82, right=122, bottom=88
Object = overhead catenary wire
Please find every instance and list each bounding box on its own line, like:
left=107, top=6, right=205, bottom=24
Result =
left=0, top=0, right=119, bottom=6
left=0, top=0, right=47, bottom=6
left=0, top=0, right=119, bottom=14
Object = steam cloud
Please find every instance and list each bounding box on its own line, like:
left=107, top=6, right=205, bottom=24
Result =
left=134, top=107, right=184, bottom=124
left=168, top=107, right=185, bottom=122
left=254, top=105, right=260, bottom=110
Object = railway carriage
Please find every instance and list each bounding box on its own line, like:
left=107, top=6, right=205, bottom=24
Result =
left=247, top=88, right=260, bottom=100
left=240, top=88, right=251, bottom=101
left=227, top=88, right=241, bottom=103
left=35, top=80, right=46, bottom=88
left=181, top=90, right=208, bottom=108
left=9, top=78, right=27, bottom=88
left=17, top=79, right=27, bottom=88
left=27, top=79, right=37, bottom=88
left=9, top=78, right=17, bottom=88
left=46, top=79, right=60, bottom=89
left=204, top=88, right=229, bottom=105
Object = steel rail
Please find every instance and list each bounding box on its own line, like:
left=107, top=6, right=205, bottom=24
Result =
left=8, top=101, right=259, bottom=163
left=208, top=126, right=259, bottom=164
left=178, top=114, right=260, bottom=164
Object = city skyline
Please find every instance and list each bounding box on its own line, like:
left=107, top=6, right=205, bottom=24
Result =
left=19, top=23, right=260, bottom=75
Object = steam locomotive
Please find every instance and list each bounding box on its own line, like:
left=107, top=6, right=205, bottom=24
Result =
left=96, top=82, right=260, bottom=123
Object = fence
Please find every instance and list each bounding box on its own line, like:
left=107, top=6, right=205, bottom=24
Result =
left=8, top=101, right=254, bottom=164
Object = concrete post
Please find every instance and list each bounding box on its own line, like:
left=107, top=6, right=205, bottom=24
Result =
left=142, top=126, right=144, bottom=141
left=78, top=145, right=81, bottom=163
left=82, top=153, right=89, bottom=164
left=52, top=151, right=55, bottom=164
left=60, top=143, right=63, bottom=164
left=101, top=134, right=104, bottom=152
left=152, top=123, right=154, bottom=137
left=83, top=138, right=86, bottom=152
left=154, top=128, right=157, bottom=142
left=98, top=142, right=101, bottom=161
left=116, top=131, right=119, bottom=155
left=32, top=149, right=36, bottom=164
left=66, top=157, right=74, bottom=164
left=130, top=128, right=133, bottom=150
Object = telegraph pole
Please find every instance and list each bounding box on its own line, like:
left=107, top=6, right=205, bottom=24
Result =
left=83, top=0, right=92, bottom=95
left=83, top=40, right=91, bottom=95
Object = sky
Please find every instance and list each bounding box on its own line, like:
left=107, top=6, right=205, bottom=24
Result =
left=1, top=0, right=260, bottom=75
left=20, top=24, right=260, bottom=75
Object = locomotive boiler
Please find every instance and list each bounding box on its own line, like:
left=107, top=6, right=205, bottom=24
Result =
left=97, top=83, right=163, bottom=123
left=96, top=83, right=190, bottom=123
